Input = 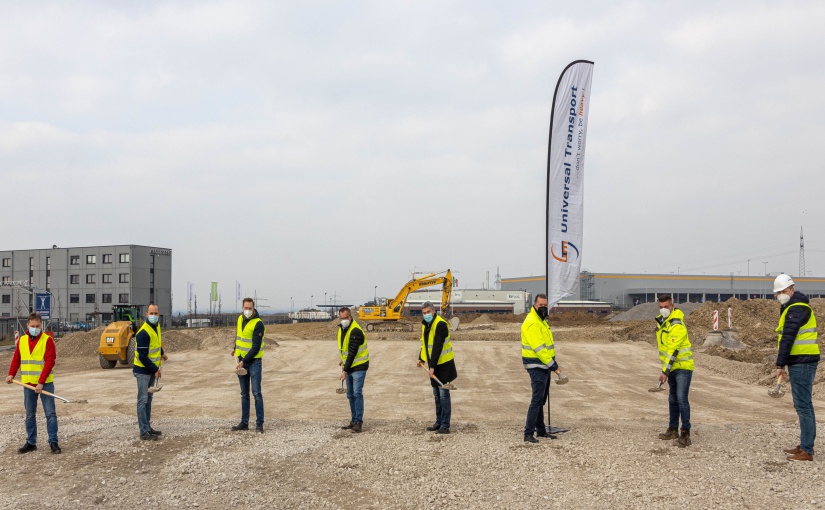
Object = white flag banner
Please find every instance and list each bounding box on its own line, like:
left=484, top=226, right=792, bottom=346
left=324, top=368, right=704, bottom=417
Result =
left=547, top=60, right=594, bottom=307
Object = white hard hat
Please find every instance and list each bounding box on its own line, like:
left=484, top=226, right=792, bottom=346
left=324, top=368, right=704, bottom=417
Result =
left=773, top=274, right=795, bottom=293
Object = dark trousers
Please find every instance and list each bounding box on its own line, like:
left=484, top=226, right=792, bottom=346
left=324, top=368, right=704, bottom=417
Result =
left=524, top=369, right=550, bottom=437
left=238, top=358, right=264, bottom=426
left=667, top=369, right=692, bottom=431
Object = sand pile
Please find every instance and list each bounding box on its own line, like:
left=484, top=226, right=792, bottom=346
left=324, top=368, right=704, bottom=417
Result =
left=55, top=328, right=106, bottom=358
left=610, top=302, right=701, bottom=322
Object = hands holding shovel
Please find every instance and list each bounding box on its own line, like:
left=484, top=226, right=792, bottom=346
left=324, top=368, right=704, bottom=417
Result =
left=768, top=370, right=786, bottom=398
left=417, top=362, right=456, bottom=390
left=649, top=373, right=667, bottom=393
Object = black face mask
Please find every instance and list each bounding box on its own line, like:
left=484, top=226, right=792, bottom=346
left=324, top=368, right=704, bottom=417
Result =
left=537, top=306, right=548, bottom=319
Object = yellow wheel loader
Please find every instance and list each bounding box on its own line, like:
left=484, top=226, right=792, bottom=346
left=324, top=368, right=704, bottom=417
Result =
left=98, top=305, right=142, bottom=369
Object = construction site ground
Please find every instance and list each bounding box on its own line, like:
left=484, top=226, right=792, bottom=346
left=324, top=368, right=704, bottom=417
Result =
left=2, top=311, right=825, bottom=509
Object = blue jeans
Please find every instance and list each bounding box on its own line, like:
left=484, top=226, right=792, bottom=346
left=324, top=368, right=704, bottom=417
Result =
left=789, top=362, right=818, bottom=455
left=134, top=372, right=156, bottom=435
left=432, top=386, right=452, bottom=430
left=238, top=358, right=264, bottom=426
left=667, top=369, right=692, bottom=431
left=346, top=370, right=367, bottom=424
left=524, top=369, right=550, bottom=436
left=23, top=382, right=58, bottom=445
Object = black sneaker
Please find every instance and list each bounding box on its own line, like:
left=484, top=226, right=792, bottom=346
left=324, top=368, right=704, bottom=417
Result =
left=49, top=442, right=62, bottom=454
left=18, top=442, right=37, bottom=454
left=231, top=423, right=249, bottom=431
left=148, top=429, right=162, bottom=436
left=256, top=424, right=264, bottom=434
left=426, top=423, right=441, bottom=432
left=524, top=435, right=538, bottom=443
left=436, top=427, right=450, bottom=435
left=140, top=432, right=158, bottom=441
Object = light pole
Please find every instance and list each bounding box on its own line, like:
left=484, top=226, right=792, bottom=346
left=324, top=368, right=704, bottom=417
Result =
left=324, top=292, right=327, bottom=310
left=311, top=295, right=313, bottom=309
left=763, top=261, right=768, bottom=276
left=290, top=296, right=293, bottom=313
left=747, top=259, right=751, bottom=276
left=763, top=262, right=768, bottom=299
left=374, top=286, right=377, bottom=304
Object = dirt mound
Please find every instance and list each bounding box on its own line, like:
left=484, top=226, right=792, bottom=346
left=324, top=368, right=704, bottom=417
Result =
left=470, top=314, right=494, bottom=325
left=547, top=310, right=608, bottom=325
left=610, top=302, right=701, bottom=322
left=686, top=299, right=781, bottom=348
left=55, top=328, right=106, bottom=358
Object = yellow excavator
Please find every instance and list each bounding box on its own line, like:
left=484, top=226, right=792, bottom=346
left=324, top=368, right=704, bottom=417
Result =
left=98, top=305, right=142, bottom=369
left=358, top=269, right=458, bottom=332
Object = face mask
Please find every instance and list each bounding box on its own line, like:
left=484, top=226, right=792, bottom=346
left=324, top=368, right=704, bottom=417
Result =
left=660, top=308, right=671, bottom=319
left=423, top=313, right=434, bottom=323
left=536, top=306, right=548, bottom=319
left=777, top=293, right=791, bottom=305
left=340, top=319, right=351, bottom=329
left=243, top=309, right=253, bottom=319
left=28, top=327, right=41, bottom=337
left=148, top=315, right=159, bottom=325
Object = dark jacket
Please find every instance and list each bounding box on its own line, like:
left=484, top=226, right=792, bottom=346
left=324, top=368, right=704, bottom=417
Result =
left=419, top=316, right=457, bottom=387
left=133, top=322, right=164, bottom=375
left=238, top=309, right=265, bottom=367
left=777, top=291, right=821, bottom=367
left=341, top=324, right=369, bottom=373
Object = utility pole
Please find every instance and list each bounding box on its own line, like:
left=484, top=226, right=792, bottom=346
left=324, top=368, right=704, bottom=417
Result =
left=800, top=226, right=806, bottom=277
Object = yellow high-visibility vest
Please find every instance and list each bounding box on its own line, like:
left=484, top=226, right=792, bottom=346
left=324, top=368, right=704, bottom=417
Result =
left=520, top=307, right=555, bottom=369
left=235, top=315, right=265, bottom=359
left=776, top=303, right=820, bottom=356
left=338, top=320, right=369, bottom=369
left=133, top=322, right=163, bottom=369
left=19, top=334, right=54, bottom=384
left=420, top=315, right=454, bottom=365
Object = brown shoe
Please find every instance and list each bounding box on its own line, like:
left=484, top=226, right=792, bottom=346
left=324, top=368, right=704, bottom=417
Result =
left=676, top=429, right=691, bottom=448
left=352, top=422, right=362, bottom=433
left=787, top=450, right=814, bottom=461
left=341, top=422, right=355, bottom=430
left=783, top=445, right=803, bottom=455
left=658, top=427, right=678, bottom=440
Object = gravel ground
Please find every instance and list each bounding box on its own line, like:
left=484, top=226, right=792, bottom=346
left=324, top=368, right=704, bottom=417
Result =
left=1, top=416, right=825, bottom=509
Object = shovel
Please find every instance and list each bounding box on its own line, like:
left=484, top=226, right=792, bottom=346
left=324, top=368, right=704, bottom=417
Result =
left=768, top=375, right=786, bottom=398
left=148, top=374, right=163, bottom=393
left=235, top=358, right=248, bottom=376
left=555, top=373, right=569, bottom=385
left=11, top=379, right=88, bottom=404
left=419, top=365, right=456, bottom=390
left=336, top=379, right=346, bottom=394
left=648, top=380, right=666, bottom=392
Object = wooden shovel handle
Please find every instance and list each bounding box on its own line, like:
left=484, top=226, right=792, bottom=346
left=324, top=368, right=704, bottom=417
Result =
left=10, top=378, right=64, bottom=400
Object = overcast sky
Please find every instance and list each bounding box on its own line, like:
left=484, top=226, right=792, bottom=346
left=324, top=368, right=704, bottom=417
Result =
left=2, top=1, right=824, bottom=312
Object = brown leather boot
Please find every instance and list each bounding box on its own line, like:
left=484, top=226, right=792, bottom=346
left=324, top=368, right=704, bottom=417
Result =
left=783, top=445, right=802, bottom=455
left=676, top=429, right=691, bottom=448
left=352, top=422, right=362, bottom=433
left=658, top=427, right=678, bottom=440
left=787, top=450, right=813, bottom=461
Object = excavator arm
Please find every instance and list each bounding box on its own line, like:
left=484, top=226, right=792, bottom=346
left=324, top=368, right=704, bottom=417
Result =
left=387, top=269, right=452, bottom=316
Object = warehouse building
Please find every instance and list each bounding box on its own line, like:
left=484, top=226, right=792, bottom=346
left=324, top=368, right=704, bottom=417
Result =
left=0, top=245, right=172, bottom=337
left=405, top=289, right=528, bottom=315
left=502, top=272, right=825, bottom=309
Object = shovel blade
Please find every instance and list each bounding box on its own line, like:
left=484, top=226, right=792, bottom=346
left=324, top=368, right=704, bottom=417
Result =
left=335, top=388, right=346, bottom=394
left=148, top=385, right=163, bottom=393
left=555, top=375, right=569, bottom=385
left=768, top=388, right=785, bottom=398
left=235, top=368, right=248, bottom=376
left=442, top=383, right=457, bottom=390
left=648, top=387, right=665, bottom=392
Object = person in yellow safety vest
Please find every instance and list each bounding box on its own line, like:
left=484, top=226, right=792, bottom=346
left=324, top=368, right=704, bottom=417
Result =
left=337, top=307, right=369, bottom=433
left=655, top=294, right=694, bottom=448
left=521, top=293, right=562, bottom=443
left=416, top=301, right=456, bottom=434
left=5, top=312, right=61, bottom=454
left=133, top=303, right=167, bottom=441
left=231, top=298, right=266, bottom=433
left=773, top=274, right=820, bottom=461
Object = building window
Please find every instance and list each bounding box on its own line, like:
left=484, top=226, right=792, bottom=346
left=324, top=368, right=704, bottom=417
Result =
left=118, top=293, right=129, bottom=304
left=46, top=257, right=51, bottom=269
left=86, top=294, right=96, bottom=304
left=101, top=313, right=113, bottom=322
left=29, top=257, right=34, bottom=270
left=70, top=294, right=80, bottom=303
left=1, top=276, right=9, bottom=283
left=119, top=253, right=130, bottom=263
left=86, top=255, right=96, bottom=264
left=102, top=274, right=112, bottom=284
left=1, top=294, right=9, bottom=304
left=103, top=254, right=112, bottom=264
left=119, top=273, right=129, bottom=283
left=102, top=293, right=112, bottom=303
left=86, top=274, right=96, bottom=284
left=70, top=255, right=79, bottom=265
left=70, top=275, right=79, bottom=284
left=46, top=276, right=51, bottom=289
left=1, top=258, right=10, bottom=267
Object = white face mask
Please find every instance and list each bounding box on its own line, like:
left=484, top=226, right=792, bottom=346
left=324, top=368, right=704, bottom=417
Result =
left=777, top=293, right=791, bottom=305
left=659, top=308, right=671, bottom=319
left=243, top=309, right=253, bottom=319
left=340, top=319, right=351, bottom=329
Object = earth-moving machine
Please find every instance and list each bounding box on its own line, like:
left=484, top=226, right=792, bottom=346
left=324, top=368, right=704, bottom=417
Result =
left=358, top=269, right=459, bottom=332
left=98, top=305, right=142, bottom=369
